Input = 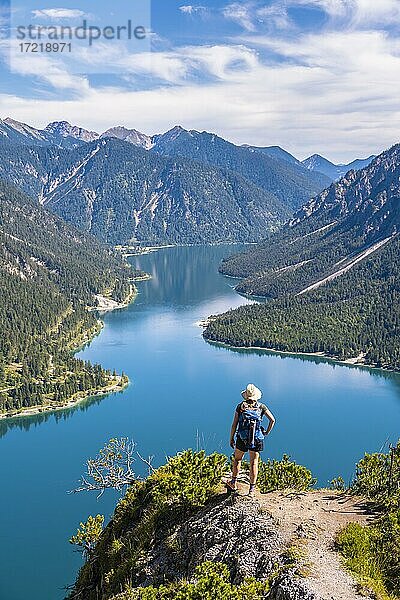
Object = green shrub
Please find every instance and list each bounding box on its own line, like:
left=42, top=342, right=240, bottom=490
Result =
left=257, top=454, right=316, bottom=493
left=69, top=514, right=104, bottom=560
left=122, top=561, right=270, bottom=600
left=329, top=477, right=346, bottom=491
left=373, top=509, right=400, bottom=596
left=336, top=520, right=399, bottom=600
left=113, top=450, right=227, bottom=534
left=337, top=443, right=400, bottom=600
left=336, top=522, right=381, bottom=581
left=150, top=450, right=228, bottom=508
left=351, top=442, right=400, bottom=509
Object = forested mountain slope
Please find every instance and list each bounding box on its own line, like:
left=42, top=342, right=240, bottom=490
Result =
left=220, top=145, right=400, bottom=296
left=0, top=117, right=354, bottom=247
left=151, top=126, right=330, bottom=210
left=242, top=144, right=302, bottom=167
left=0, top=139, right=287, bottom=244
left=0, top=116, right=377, bottom=245
left=0, top=180, right=136, bottom=415
left=205, top=145, right=400, bottom=369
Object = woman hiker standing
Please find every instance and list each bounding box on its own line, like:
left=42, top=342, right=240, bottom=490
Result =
left=226, top=383, right=276, bottom=497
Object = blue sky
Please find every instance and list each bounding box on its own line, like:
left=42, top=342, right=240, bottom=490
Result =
left=0, top=0, right=400, bottom=161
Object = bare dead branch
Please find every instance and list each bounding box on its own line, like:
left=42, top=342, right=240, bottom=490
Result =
left=136, top=452, right=156, bottom=476
left=70, top=438, right=156, bottom=495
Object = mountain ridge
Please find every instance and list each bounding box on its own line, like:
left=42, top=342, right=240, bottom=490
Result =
left=150, top=126, right=331, bottom=211
left=220, top=144, right=400, bottom=289
left=302, top=153, right=375, bottom=181
left=0, top=116, right=380, bottom=246
left=205, top=143, right=400, bottom=370
left=1, top=116, right=374, bottom=181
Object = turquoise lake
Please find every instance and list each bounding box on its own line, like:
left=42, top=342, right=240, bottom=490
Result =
left=0, top=244, right=399, bottom=599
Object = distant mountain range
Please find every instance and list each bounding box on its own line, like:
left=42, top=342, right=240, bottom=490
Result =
left=0, top=116, right=381, bottom=245
left=206, top=144, right=400, bottom=369
left=149, top=126, right=330, bottom=210
left=0, top=116, right=373, bottom=182
left=0, top=138, right=292, bottom=244
left=242, top=144, right=302, bottom=167
left=0, top=117, right=335, bottom=244
left=302, top=153, right=375, bottom=181
left=0, top=117, right=97, bottom=148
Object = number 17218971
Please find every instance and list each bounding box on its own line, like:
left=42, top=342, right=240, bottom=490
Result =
left=19, top=42, right=72, bottom=53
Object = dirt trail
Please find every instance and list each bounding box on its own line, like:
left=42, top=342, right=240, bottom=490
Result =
left=239, top=486, right=375, bottom=600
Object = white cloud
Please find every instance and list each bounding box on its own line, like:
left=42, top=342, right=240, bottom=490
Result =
left=2, top=28, right=399, bottom=162
left=222, top=3, right=257, bottom=32
left=64, top=42, right=259, bottom=85
left=350, top=0, right=400, bottom=26
left=257, top=5, right=292, bottom=30
left=16, top=62, right=89, bottom=92
left=220, top=2, right=294, bottom=33
left=173, top=44, right=259, bottom=81
left=32, top=8, right=87, bottom=20
left=73, top=44, right=189, bottom=84
left=3, top=38, right=89, bottom=92
left=286, top=0, right=400, bottom=26
left=290, top=0, right=348, bottom=18
left=2, top=1, right=400, bottom=162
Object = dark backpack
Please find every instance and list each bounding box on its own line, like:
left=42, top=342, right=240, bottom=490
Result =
left=237, top=402, right=264, bottom=448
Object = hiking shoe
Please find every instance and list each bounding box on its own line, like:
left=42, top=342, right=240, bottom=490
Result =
left=225, top=480, right=238, bottom=493
left=248, top=487, right=256, bottom=498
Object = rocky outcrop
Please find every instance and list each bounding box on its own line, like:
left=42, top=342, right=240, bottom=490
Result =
left=130, top=492, right=329, bottom=599
left=134, top=494, right=284, bottom=587
left=269, top=574, right=321, bottom=600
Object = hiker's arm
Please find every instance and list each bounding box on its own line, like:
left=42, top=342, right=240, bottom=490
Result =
left=264, top=407, right=276, bottom=436
left=230, top=412, right=239, bottom=448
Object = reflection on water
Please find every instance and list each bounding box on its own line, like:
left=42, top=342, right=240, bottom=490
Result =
left=0, top=391, right=126, bottom=438
left=129, top=245, right=250, bottom=307
left=206, top=339, right=400, bottom=384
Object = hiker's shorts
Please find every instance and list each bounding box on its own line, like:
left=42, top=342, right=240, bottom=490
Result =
left=235, top=436, right=264, bottom=453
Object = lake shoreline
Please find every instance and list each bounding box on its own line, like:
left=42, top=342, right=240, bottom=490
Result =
left=118, top=242, right=257, bottom=257
left=202, top=334, right=398, bottom=374
left=90, top=284, right=137, bottom=312
left=0, top=376, right=129, bottom=421
left=0, top=284, right=140, bottom=421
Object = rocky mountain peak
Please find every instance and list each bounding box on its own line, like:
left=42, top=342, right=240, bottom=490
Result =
left=44, top=121, right=99, bottom=142
left=156, top=124, right=189, bottom=141
left=100, top=126, right=153, bottom=149
left=2, top=117, right=46, bottom=140
left=302, top=153, right=375, bottom=182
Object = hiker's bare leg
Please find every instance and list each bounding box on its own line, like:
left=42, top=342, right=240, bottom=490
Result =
left=232, top=448, right=245, bottom=479
left=249, top=451, right=260, bottom=486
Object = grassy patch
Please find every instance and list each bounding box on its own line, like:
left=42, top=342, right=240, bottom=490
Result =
left=336, top=442, right=400, bottom=600
left=336, top=522, right=398, bottom=600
